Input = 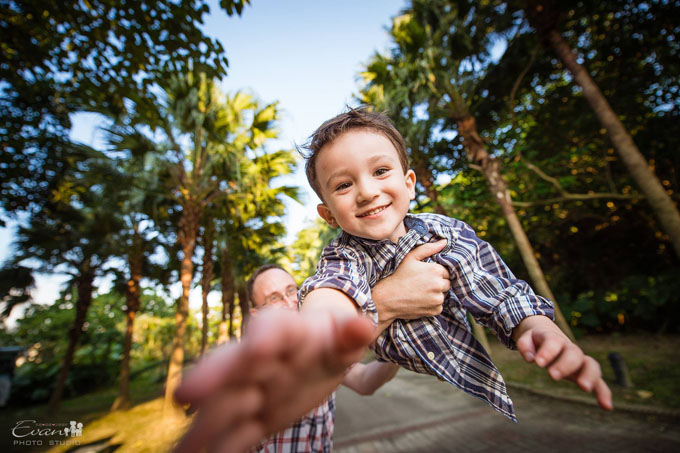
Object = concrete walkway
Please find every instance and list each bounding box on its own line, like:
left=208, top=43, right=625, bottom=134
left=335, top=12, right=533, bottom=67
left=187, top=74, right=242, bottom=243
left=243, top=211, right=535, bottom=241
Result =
left=334, top=369, right=680, bottom=452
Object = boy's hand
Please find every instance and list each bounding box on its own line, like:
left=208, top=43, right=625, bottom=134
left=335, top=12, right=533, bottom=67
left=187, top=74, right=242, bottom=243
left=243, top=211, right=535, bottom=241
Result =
left=174, top=308, right=374, bottom=453
left=513, top=315, right=613, bottom=411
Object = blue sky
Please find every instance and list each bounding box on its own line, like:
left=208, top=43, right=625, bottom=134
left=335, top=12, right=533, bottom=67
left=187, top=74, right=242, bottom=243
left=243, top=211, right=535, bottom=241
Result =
left=1, top=0, right=408, bottom=308
left=203, top=0, right=409, bottom=236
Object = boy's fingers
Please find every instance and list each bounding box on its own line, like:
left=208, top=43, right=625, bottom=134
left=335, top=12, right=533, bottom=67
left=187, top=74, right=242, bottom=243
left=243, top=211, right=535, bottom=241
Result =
left=246, top=309, right=308, bottom=361
left=175, top=386, right=262, bottom=453
left=546, top=343, right=584, bottom=381
left=334, top=315, right=375, bottom=354
left=215, top=421, right=266, bottom=453
left=174, top=342, right=246, bottom=404
left=515, top=331, right=537, bottom=363
left=176, top=309, right=307, bottom=405
left=594, top=378, right=614, bottom=411
left=533, top=331, right=566, bottom=368
left=405, top=239, right=447, bottom=261
left=572, top=355, right=603, bottom=392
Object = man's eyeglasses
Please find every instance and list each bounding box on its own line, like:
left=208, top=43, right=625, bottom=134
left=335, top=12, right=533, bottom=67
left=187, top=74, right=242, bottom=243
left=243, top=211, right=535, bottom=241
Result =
left=265, top=286, right=298, bottom=306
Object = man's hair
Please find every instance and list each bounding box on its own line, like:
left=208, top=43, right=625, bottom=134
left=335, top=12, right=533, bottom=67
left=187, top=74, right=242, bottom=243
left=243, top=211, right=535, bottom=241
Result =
left=246, top=264, right=286, bottom=306
left=302, top=107, right=409, bottom=199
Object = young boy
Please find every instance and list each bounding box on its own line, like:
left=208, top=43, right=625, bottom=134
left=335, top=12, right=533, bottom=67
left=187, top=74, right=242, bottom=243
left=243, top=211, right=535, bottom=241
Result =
left=174, top=108, right=611, bottom=453
left=298, top=107, right=608, bottom=421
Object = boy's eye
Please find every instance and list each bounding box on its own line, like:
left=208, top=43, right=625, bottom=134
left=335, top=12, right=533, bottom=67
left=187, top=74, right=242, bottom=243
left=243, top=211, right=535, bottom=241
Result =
left=374, top=167, right=390, bottom=176
left=335, top=182, right=351, bottom=191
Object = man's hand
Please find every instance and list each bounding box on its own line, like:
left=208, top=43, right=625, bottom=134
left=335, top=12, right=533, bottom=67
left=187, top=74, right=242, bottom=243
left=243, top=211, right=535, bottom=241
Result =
left=174, top=308, right=374, bottom=453
left=372, top=239, right=450, bottom=334
left=513, top=315, right=613, bottom=411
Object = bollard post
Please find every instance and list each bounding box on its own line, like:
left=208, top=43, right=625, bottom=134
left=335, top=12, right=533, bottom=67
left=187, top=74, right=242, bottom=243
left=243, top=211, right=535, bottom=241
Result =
left=607, top=352, right=633, bottom=388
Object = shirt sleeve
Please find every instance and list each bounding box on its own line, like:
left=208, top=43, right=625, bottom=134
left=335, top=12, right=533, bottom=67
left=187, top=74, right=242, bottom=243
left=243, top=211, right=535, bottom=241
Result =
left=298, top=243, right=378, bottom=325
left=441, top=220, right=555, bottom=349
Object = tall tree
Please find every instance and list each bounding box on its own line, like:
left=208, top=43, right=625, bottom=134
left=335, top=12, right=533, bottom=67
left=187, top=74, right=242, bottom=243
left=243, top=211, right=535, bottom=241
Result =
left=0, top=0, right=250, bottom=218
left=199, top=218, right=216, bottom=354
left=9, top=152, right=123, bottom=413
left=215, top=147, right=299, bottom=338
left=108, top=77, right=291, bottom=417
left=522, top=0, right=680, bottom=259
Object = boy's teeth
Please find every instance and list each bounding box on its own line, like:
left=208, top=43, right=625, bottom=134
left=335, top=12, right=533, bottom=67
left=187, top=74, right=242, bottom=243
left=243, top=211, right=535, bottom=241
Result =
left=363, top=206, right=385, bottom=216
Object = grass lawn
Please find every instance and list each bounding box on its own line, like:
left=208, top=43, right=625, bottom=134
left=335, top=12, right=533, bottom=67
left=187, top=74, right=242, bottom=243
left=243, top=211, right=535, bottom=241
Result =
left=1, top=371, right=190, bottom=453
left=2, top=334, right=678, bottom=452
left=489, top=333, right=680, bottom=410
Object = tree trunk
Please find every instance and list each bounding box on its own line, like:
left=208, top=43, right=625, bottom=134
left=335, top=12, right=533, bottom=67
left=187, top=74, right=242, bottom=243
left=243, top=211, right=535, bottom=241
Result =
left=163, top=203, right=200, bottom=418
left=228, top=296, right=235, bottom=339
left=457, top=115, right=575, bottom=341
left=112, top=236, right=143, bottom=411
left=237, top=285, right=249, bottom=338
left=524, top=1, right=680, bottom=259
left=47, top=260, right=95, bottom=414
left=218, top=245, right=234, bottom=344
left=200, top=221, right=215, bottom=355
left=413, top=160, right=446, bottom=215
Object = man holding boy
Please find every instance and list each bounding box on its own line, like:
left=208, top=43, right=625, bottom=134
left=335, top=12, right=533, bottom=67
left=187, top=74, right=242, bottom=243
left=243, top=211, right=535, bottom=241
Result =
left=176, top=241, right=452, bottom=452
left=175, top=108, right=612, bottom=453
left=246, top=263, right=439, bottom=452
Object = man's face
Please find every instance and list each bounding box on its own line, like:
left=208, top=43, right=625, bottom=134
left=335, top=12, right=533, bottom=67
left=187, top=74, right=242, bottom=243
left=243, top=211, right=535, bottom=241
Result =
left=250, top=268, right=298, bottom=311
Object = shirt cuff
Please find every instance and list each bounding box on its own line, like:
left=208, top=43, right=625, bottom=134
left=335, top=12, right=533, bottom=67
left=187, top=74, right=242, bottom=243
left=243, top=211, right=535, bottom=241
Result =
left=493, top=295, right=555, bottom=349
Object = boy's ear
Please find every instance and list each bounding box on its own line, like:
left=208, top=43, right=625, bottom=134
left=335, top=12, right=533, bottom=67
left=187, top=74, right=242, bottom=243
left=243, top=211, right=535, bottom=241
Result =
left=405, top=169, right=416, bottom=200
left=317, top=204, right=338, bottom=228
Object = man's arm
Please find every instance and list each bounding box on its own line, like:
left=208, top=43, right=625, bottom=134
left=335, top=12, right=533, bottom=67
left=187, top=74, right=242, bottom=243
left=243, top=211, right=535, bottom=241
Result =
left=513, top=315, right=613, bottom=411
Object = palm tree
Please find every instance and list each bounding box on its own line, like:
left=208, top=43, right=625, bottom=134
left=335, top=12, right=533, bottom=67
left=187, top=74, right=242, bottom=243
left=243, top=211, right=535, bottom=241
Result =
left=214, top=147, right=299, bottom=338
left=10, top=150, right=123, bottom=413
left=108, top=73, right=293, bottom=417
left=198, top=217, right=216, bottom=354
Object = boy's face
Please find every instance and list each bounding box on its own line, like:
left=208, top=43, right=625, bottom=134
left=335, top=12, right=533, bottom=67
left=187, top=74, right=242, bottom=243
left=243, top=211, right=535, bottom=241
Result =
left=315, top=129, right=416, bottom=243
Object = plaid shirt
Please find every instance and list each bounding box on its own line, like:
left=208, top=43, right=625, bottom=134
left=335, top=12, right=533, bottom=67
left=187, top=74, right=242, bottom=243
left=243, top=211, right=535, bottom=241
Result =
left=251, top=393, right=335, bottom=453
left=299, top=213, right=555, bottom=422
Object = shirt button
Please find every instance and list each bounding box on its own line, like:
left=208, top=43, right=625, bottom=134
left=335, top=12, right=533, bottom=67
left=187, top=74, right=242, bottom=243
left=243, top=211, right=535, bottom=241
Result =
left=427, top=351, right=435, bottom=360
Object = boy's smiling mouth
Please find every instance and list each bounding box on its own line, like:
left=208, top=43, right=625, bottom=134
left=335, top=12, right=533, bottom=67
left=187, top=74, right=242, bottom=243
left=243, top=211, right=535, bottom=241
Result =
left=357, top=204, right=390, bottom=218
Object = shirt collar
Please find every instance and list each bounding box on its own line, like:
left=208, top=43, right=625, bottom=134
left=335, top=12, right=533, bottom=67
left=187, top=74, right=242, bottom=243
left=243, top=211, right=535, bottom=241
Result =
left=347, top=214, right=431, bottom=249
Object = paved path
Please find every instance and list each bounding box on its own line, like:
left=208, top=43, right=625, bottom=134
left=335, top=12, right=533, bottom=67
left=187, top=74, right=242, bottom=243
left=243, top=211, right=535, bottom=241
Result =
left=334, top=369, right=680, bottom=452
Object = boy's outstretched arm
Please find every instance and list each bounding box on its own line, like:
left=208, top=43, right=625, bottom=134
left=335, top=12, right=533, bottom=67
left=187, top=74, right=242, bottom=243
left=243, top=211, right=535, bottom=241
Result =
left=513, top=315, right=613, bottom=411
left=175, top=290, right=374, bottom=452
left=174, top=295, right=371, bottom=453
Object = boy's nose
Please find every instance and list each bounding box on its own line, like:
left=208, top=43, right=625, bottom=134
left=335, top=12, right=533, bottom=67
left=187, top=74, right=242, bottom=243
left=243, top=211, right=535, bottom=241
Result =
left=356, top=179, right=379, bottom=204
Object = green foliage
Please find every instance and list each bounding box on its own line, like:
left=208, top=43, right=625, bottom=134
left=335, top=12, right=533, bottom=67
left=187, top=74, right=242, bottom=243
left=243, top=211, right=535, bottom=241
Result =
left=287, top=219, right=339, bottom=283
left=7, top=291, right=126, bottom=405
left=0, top=0, right=250, bottom=216
left=0, top=265, right=35, bottom=320
left=358, top=0, right=680, bottom=335
left=566, top=268, right=680, bottom=334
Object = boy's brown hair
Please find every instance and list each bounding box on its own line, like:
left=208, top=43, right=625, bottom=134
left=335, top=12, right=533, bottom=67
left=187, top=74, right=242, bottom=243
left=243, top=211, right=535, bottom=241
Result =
left=302, top=107, right=410, bottom=199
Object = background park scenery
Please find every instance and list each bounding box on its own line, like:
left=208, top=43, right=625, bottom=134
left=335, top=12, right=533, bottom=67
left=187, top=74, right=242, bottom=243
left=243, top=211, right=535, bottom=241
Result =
left=1, top=0, right=679, bottom=451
